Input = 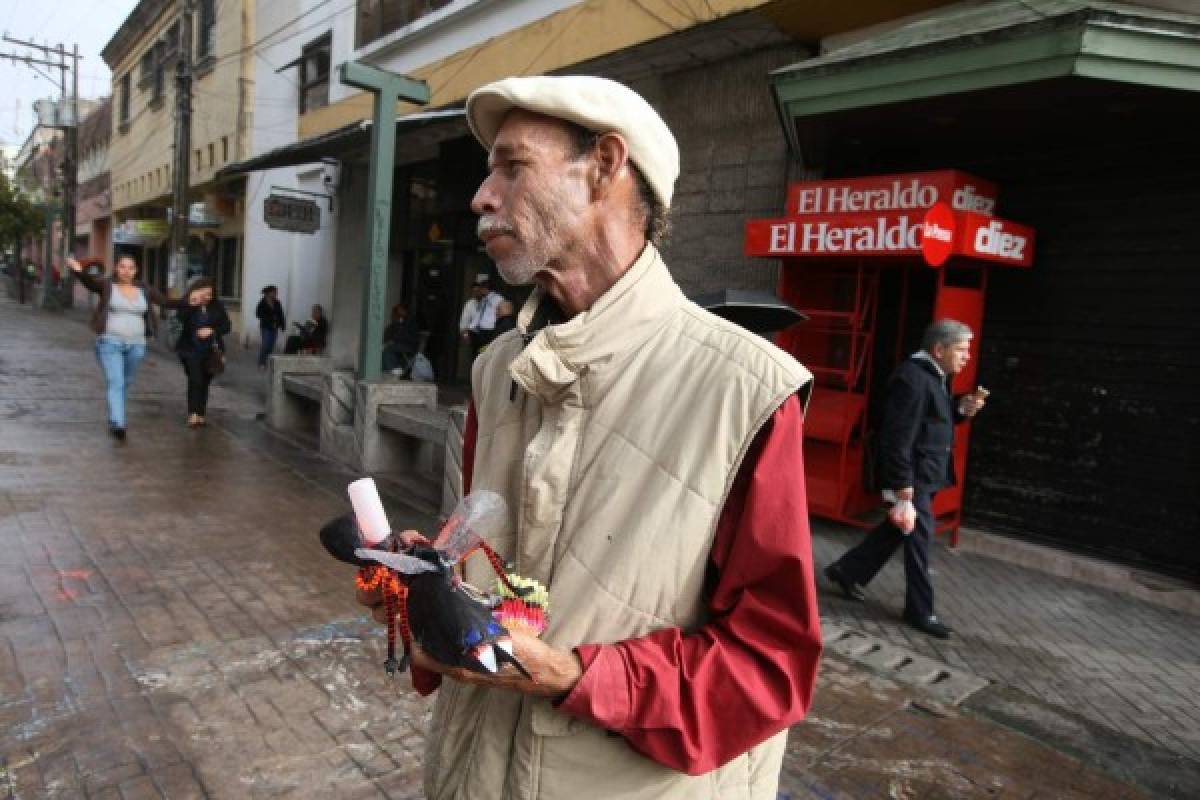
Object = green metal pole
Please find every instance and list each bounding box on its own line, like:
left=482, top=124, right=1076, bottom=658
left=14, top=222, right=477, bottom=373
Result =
left=339, top=62, right=430, bottom=382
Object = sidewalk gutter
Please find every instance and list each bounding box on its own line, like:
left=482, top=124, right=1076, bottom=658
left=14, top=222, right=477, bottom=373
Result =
left=956, top=526, right=1200, bottom=617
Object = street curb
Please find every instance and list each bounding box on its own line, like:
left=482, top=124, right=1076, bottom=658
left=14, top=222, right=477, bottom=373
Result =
left=955, top=526, right=1200, bottom=617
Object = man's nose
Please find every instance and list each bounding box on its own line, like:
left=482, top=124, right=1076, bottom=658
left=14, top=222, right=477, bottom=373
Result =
left=471, top=174, right=500, bottom=215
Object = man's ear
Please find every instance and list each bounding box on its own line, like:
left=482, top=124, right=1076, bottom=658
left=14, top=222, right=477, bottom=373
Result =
left=590, top=132, right=631, bottom=199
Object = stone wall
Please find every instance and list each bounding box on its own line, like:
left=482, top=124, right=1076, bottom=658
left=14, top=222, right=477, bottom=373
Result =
left=630, top=43, right=807, bottom=297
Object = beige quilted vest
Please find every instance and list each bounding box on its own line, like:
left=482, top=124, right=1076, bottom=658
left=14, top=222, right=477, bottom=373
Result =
left=424, top=246, right=812, bottom=800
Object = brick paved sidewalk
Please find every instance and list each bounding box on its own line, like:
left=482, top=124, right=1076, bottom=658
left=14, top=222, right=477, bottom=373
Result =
left=812, top=522, right=1200, bottom=766
left=1, top=294, right=1192, bottom=798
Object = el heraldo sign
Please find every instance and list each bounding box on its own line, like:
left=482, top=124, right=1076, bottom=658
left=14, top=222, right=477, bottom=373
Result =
left=744, top=170, right=1034, bottom=268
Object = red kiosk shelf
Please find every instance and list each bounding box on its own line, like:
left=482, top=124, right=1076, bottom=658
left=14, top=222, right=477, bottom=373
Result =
left=746, top=169, right=1036, bottom=542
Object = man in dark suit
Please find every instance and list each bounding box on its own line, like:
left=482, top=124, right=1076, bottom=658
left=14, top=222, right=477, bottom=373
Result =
left=825, top=319, right=987, bottom=638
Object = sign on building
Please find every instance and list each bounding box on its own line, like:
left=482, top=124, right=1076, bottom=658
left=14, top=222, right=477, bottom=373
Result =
left=264, top=194, right=320, bottom=234
left=113, top=218, right=168, bottom=245
left=744, top=170, right=1034, bottom=269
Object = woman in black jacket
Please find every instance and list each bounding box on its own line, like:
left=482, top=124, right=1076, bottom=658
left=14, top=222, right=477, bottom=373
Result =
left=175, top=278, right=231, bottom=428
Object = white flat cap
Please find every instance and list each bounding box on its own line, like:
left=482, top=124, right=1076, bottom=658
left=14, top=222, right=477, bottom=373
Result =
left=466, top=75, right=680, bottom=208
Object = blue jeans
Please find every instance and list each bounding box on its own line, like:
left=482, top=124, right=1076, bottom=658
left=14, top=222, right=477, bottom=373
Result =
left=94, top=336, right=146, bottom=428
left=258, top=325, right=278, bottom=367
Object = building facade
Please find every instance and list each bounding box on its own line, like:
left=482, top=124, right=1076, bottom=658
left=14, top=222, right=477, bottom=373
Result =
left=74, top=98, right=113, bottom=304
left=12, top=126, right=65, bottom=288
left=223, top=0, right=1198, bottom=577
left=228, top=0, right=955, bottom=384
left=765, top=0, right=1200, bottom=578
left=102, top=0, right=255, bottom=335
left=236, top=0, right=340, bottom=351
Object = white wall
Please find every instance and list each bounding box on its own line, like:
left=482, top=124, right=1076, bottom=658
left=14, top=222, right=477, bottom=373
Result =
left=329, top=0, right=580, bottom=104
left=240, top=0, right=343, bottom=348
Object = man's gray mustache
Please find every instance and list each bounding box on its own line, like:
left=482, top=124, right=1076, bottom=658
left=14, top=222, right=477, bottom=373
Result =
left=477, top=217, right=515, bottom=238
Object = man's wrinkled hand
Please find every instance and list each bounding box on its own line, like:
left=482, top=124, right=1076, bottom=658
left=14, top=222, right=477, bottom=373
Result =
left=411, top=630, right=582, bottom=699
left=355, top=549, right=582, bottom=700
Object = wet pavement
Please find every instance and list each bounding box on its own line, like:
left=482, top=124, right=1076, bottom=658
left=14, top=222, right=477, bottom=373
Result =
left=1, top=293, right=1195, bottom=798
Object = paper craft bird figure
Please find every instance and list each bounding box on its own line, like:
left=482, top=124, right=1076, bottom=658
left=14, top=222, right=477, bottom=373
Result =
left=320, top=489, right=539, bottom=679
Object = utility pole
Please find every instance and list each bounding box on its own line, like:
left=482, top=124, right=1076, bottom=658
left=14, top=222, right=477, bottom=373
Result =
left=61, top=43, right=79, bottom=308
left=170, top=0, right=196, bottom=296
left=55, top=42, right=76, bottom=308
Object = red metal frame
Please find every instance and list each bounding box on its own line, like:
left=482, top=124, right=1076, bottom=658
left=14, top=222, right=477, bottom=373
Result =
left=778, top=256, right=990, bottom=544
left=754, top=171, right=1033, bottom=544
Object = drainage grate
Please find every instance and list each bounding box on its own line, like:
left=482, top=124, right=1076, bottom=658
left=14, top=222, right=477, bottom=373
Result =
left=821, top=620, right=990, bottom=706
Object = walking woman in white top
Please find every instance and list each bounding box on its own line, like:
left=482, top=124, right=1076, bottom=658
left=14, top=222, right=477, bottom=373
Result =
left=68, top=255, right=180, bottom=441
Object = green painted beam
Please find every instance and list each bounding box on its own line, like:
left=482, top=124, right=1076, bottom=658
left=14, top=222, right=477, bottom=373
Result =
left=339, top=62, right=431, bottom=382
left=772, top=13, right=1200, bottom=140
left=772, top=26, right=1087, bottom=118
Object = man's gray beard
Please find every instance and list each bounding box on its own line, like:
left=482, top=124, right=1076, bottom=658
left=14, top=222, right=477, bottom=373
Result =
left=495, top=254, right=542, bottom=287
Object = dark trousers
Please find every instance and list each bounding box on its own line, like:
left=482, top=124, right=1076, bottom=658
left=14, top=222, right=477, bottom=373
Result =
left=180, top=353, right=214, bottom=415
left=833, top=492, right=936, bottom=619
left=257, top=326, right=278, bottom=367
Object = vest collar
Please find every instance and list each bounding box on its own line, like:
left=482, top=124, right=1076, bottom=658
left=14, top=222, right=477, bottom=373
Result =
left=510, top=245, right=684, bottom=404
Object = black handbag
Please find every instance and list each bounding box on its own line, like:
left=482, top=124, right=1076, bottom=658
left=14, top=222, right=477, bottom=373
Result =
left=205, top=345, right=226, bottom=376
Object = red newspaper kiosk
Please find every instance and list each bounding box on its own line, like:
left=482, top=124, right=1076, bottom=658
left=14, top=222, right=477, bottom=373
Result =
left=745, top=170, right=1035, bottom=542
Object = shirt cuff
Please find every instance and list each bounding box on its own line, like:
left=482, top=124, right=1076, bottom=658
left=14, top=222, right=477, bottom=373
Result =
left=410, top=664, right=442, bottom=696
left=555, top=643, right=632, bottom=733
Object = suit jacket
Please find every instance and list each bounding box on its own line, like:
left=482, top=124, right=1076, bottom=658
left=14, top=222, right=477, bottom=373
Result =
left=877, top=355, right=966, bottom=495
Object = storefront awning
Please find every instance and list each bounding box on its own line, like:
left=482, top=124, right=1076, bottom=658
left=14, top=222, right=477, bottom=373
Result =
left=215, top=108, right=466, bottom=178
left=770, top=1, right=1200, bottom=151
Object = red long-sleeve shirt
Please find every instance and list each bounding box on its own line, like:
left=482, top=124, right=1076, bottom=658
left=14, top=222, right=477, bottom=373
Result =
left=419, top=393, right=822, bottom=775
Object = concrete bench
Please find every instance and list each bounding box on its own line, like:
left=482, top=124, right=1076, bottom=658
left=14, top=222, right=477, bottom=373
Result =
left=282, top=373, right=323, bottom=403
left=441, top=406, right=468, bottom=519
left=266, top=354, right=330, bottom=436
left=377, top=404, right=449, bottom=443
left=352, top=381, right=442, bottom=511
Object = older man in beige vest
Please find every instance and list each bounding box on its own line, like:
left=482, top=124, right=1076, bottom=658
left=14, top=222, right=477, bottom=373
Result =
left=359, top=75, right=822, bottom=800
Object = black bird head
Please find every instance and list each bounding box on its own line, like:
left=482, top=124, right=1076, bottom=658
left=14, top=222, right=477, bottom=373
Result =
left=320, top=513, right=387, bottom=567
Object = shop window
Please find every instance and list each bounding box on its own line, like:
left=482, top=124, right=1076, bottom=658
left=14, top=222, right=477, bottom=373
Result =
left=150, top=40, right=166, bottom=106
left=186, top=234, right=239, bottom=299
left=138, top=49, right=155, bottom=90
left=164, top=22, right=179, bottom=58
left=118, top=73, right=131, bottom=132
left=299, top=33, right=331, bottom=114
left=196, top=0, right=216, bottom=60
left=356, top=0, right=456, bottom=49
left=217, top=237, right=240, bottom=300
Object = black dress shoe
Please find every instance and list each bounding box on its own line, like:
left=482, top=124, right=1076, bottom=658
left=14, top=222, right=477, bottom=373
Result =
left=109, top=426, right=126, bottom=442
left=824, top=564, right=866, bottom=602
left=904, top=613, right=953, bottom=639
